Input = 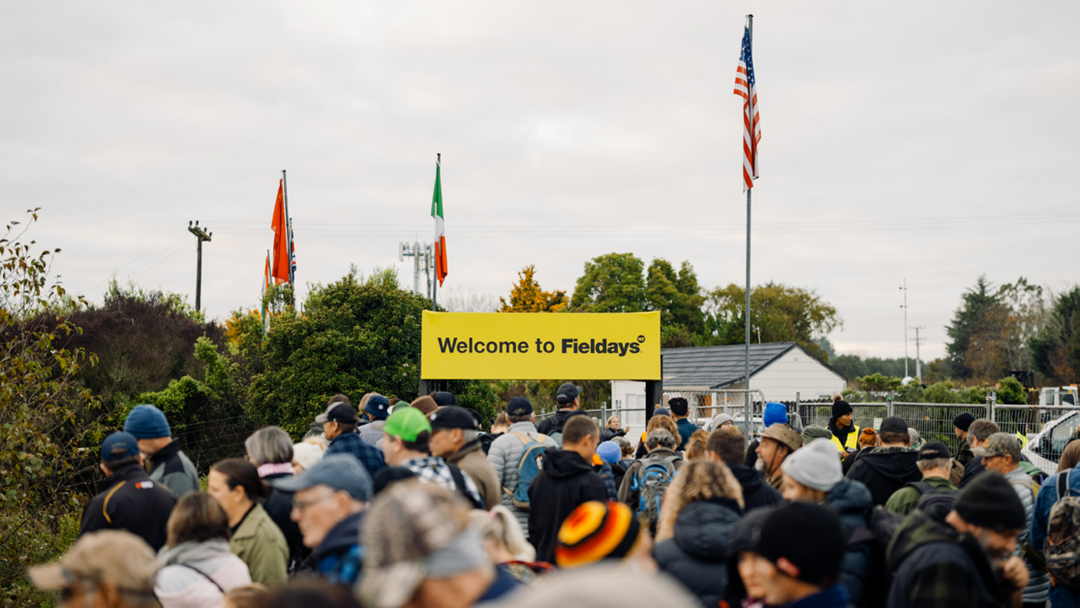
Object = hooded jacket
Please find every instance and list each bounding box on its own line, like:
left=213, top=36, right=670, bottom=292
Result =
left=886, top=513, right=1009, bottom=608
left=80, top=463, right=178, bottom=551
left=487, top=421, right=559, bottom=534
left=727, top=464, right=782, bottom=512
left=148, top=441, right=200, bottom=498
left=822, top=479, right=872, bottom=606
left=536, top=409, right=588, bottom=437
left=845, top=447, right=921, bottom=506
left=654, top=497, right=742, bottom=607
left=527, top=449, right=609, bottom=563
left=155, top=539, right=251, bottom=608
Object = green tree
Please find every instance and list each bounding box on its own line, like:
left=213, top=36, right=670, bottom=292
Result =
left=646, top=259, right=705, bottom=348
left=1029, top=286, right=1080, bottom=383
left=569, top=253, right=646, bottom=312
left=945, top=276, right=1001, bottom=379
left=499, top=265, right=567, bottom=312
left=997, top=376, right=1027, bottom=405
left=0, top=210, right=105, bottom=603
left=703, top=282, right=841, bottom=361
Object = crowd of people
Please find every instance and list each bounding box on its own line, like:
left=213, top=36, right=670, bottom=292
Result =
left=31, top=388, right=1080, bottom=608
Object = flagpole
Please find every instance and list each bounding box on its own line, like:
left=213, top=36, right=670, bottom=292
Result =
left=282, top=169, right=293, bottom=287
left=743, top=14, right=753, bottom=431
left=432, top=153, right=440, bottom=312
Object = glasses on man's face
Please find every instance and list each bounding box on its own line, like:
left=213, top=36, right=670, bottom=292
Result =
left=292, top=493, right=335, bottom=512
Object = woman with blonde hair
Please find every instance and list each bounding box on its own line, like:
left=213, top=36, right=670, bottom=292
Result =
left=652, top=460, right=744, bottom=607
left=469, top=507, right=553, bottom=585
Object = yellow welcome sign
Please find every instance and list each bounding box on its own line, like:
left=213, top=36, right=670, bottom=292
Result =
left=421, top=311, right=661, bottom=380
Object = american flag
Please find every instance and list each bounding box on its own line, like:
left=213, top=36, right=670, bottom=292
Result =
left=734, top=20, right=760, bottom=190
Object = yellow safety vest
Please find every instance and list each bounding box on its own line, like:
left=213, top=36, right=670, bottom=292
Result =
left=830, top=424, right=860, bottom=453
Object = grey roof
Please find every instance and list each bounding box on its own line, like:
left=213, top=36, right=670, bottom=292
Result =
left=659, top=342, right=845, bottom=389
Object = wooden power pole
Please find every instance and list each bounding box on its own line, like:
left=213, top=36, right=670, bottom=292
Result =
left=188, top=221, right=212, bottom=312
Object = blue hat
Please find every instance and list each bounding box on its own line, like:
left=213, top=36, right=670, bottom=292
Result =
left=596, top=441, right=621, bottom=465
left=123, top=405, right=171, bottom=439
left=272, top=454, right=372, bottom=502
left=763, top=402, right=788, bottom=428
left=365, top=395, right=391, bottom=419
left=653, top=407, right=671, bottom=417
left=101, top=432, right=140, bottom=463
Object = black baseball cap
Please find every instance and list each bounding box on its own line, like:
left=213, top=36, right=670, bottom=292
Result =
left=918, top=441, right=952, bottom=461
left=879, top=416, right=908, bottom=434
left=432, top=392, right=458, bottom=406
left=316, top=402, right=359, bottom=424
left=429, top=406, right=480, bottom=431
left=556, top=383, right=582, bottom=404
left=507, top=397, right=533, bottom=416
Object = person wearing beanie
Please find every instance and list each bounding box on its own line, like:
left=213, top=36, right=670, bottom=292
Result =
left=884, top=441, right=957, bottom=516
left=123, top=404, right=200, bottom=497
left=801, top=425, right=832, bottom=445
left=726, top=507, right=775, bottom=608
left=555, top=501, right=651, bottom=570
left=827, top=400, right=860, bottom=454
left=846, top=417, right=921, bottom=507
left=780, top=439, right=873, bottom=606
left=953, top=412, right=977, bottom=466
left=358, top=394, right=391, bottom=446
left=486, top=397, right=559, bottom=537
left=763, top=402, right=788, bottom=428
left=887, top=473, right=1030, bottom=608
left=753, top=502, right=849, bottom=607
left=78, top=432, right=178, bottom=551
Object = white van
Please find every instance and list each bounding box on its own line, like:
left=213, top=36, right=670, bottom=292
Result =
left=1022, top=410, right=1080, bottom=475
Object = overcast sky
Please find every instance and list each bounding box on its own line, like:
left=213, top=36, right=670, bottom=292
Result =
left=4, top=1, right=1079, bottom=363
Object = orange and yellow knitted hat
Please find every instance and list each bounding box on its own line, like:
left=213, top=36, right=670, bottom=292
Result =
left=555, top=501, right=641, bottom=568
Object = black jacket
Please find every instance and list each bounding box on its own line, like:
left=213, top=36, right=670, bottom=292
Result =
left=727, top=464, right=782, bottom=511
left=79, top=463, right=178, bottom=551
left=654, top=497, right=742, bottom=607
left=527, top=449, right=609, bottom=563
left=262, top=472, right=309, bottom=570
left=536, top=409, right=588, bottom=437
left=600, top=427, right=627, bottom=442
left=845, top=447, right=921, bottom=506
left=958, top=456, right=985, bottom=489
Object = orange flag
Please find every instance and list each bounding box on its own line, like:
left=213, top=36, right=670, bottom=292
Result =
left=271, top=180, right=290, bottom=284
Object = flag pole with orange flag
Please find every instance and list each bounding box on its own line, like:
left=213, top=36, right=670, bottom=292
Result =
left=431, top=153, right=447, bottom=311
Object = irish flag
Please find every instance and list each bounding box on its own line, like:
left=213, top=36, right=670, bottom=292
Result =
left=432, top=155, right=448, bottom=286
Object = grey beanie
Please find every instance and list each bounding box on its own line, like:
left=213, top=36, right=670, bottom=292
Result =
left=781, top=438, right=843, bottom=492
left=710, top=414, right=735, bottom=429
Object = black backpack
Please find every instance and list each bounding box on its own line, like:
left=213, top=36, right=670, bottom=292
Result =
left=847, top=506, right=904, bottom=608
left=906, top=480, right=957, bottom=523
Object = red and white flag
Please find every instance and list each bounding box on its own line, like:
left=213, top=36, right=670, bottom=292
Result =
left=734, top=19, right=761, bottom=190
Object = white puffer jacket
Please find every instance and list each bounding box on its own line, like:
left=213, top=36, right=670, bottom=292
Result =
left=486, top=421, right=558, bottom=532
left=155, top=539, right=252, bottom=608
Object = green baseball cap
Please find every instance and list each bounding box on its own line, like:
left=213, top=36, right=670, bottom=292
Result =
left=384, top=406, right=432, bottom=442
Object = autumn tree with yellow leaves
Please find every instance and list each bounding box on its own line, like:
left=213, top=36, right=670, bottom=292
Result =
left=499, top=265, right=568, bottom=312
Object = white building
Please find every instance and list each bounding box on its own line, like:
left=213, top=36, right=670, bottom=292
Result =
left=611, top=342, right=846, bottom=429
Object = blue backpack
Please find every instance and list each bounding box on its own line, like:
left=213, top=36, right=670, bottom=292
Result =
left=504, top=432, right=549, bottom=510
left=631, top=455, right=680, bottom=530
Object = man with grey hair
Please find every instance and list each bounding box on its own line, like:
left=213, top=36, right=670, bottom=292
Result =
left=618, top=429, right=684, bottom=514
left=978, top=432, right=1050, bottom=608
left=429, top=406, right=500, bottom=509
left=884, top=440, right=957, bottom=515
left=958, top=418, right=1001, bottom=489
left=487, top=397, right=558, bottom=534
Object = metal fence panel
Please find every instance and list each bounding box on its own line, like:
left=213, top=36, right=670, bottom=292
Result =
left=891, top=403, right=988, bottom=453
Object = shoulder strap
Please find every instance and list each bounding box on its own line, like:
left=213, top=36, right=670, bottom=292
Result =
left=102, top=481, right=127, bottom=525
left=447, top=464, right=483, bottom=509
left=906, top=480, right=934, bottom=495
left=1059, top=469, right=1071, bottom=501
left=510, top=431, right=547, bottom=445
left=173, top=563, right=225, bottom=593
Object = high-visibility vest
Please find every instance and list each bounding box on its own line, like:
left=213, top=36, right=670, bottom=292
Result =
left=830, top=424, right=860, bottom=453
